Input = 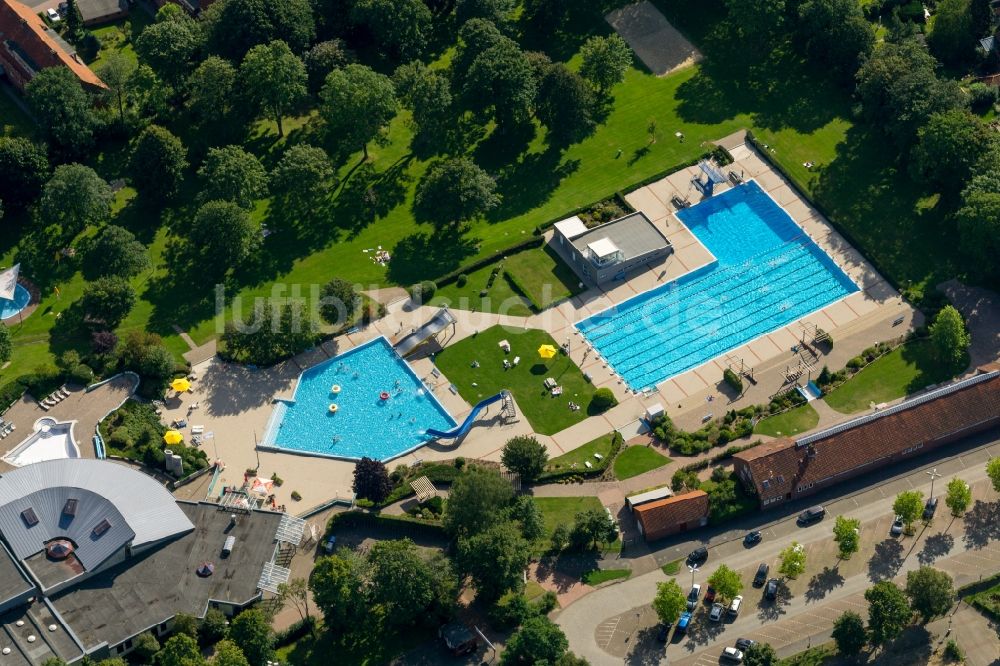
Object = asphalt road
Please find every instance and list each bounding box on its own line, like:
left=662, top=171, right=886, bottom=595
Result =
left=554, top=428, right=1000, bottom=665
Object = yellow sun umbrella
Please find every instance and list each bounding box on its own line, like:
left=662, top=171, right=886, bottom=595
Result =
left=163, top=430, right=184, bottom=445
left=170, top=378, right=191, bottom=393
left=537, top=344, right=558, bottom=360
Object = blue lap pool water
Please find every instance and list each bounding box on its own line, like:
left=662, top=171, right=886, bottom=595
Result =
left=0, top=284, right=30, bottom=320
left=576, top=181, right=858, bottom=392
left=261, top=337, right=456, bottom=461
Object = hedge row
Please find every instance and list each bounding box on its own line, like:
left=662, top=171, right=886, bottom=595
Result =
left=434, top=236, right=545, bottom=288
left=536, top=432, right=625, bottom=484
left=328, top=509, right=447, bottom=538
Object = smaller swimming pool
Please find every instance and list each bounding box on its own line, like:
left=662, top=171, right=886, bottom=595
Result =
left=262, top=337, right=456, bottom=461
left=3, top=418, right=80, bottom=467
left=0, top=283, right=30, bottom=320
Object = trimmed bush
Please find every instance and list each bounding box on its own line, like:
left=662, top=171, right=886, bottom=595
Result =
left=408, top=280, right=437, bottom=304
left=723, top=368, right=743, bottom=393
left=589, top=388, right=617, bottom=413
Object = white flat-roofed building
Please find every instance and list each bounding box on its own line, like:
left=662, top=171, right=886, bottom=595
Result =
left=553, top=211, right=671, bottom=284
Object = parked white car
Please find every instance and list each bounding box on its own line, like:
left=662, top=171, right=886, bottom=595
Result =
left=46, top=7, right=60, bottom=21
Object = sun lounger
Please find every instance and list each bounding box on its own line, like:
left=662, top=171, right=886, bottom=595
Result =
left=551, top=387, right=563, bottom=396
left=449, top=384, right=458, bottom=395
left=498, top=340, right=511, bottom=353
left=431, top=367, right=440, bottom=378
left=503, top=360, right=510, bottom=369
left=594, top=453, right=603, bottom=460
left=192, top=425, right=204, bottom=435
left=585, top=461, right=593, bottom=469
left=512, top=356, right=520, bottom=367
left=544, top=378, right=557, bottom=390
left=39, top=403, right=49, bottom=411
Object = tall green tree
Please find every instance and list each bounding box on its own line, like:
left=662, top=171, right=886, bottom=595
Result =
left=458, top=521, right=530, bottom=601
left=351, top=0, right=431, bottom=62
left=203, top=0, right=315, bottom=60
left=368, top=539, right=448, bottom=626
left=456, top=0, right=515, bottom=26
left=928, top=305, right=970, bottom=368
left=0, top=326, right=11, bottom=364
left=317, top=277, right=359, bottom=325
left=443, top=467, right=514, bottom=536
left=893, top=490, right=925, bottom=531
left=462, top=37, right=537, bottom=128
left=413, top=157, right=500, bottom=228
left=189, top=200, right=262, bottom=274
left=945, top=477, right=972, bottom=516
left=987, top=457, right=1000, bottom=493
left=778, top=542, right=806, bottom=579
left=0, top=137, right=48, bottom=209
left=707, top=564, right=744, bottom=602
left=652, top=579, right=686, bottom=625
left=38, top=164, right=113, bottom=238
left=865, top=580, right=912, bottom=645
left=500, top=435, right=549, bottom=482
left=579, top=34, right=632, bottom=94
left=833, top=515, right=861, bottom=560
left=352, top=457, right=392, bottom=502
left=64, top=0, right=83, bottom=39
left=25, top=68, right=97, bottom=158
left=304, top=39, right=353, bottom=93
left=536, top=62, right=596, bottom=145
left=197, top=146, right=269, bottom=209
left=723, top=0, right=785, bottom=48
left=129, top=125, right=188, bottom=202
left=957, top=190, right=1000, bottom=283
left=86, top=225, right=151, bottom=279
left=970, top=0, right=993, bottom=36
left=501, top=616, right=569, bottom=665
left=832, top=610, right=867, bottom=657
left=81, top=276, right=136, bottom=327
left=239, top=40, right=308, bottom=137
left=134, top=16, right=203, bottom=84
left=211, top=640, right=250, bottom=666
left=743, top=643, right=778, bottom=666
left=271, top=143, right=333, bottom=213
left=509, top=495, right=544, bottom=541
left=570, top=508, right=617, bottom=550
left=928, top=0, right=976, bottom=66
left=228, top=609, right=274, bottom=666
left=905, top=567, right=954, bottom=623
left=320, top=64, right=397, bottom=159
left=797, top=0, right=875, bottom=85
left=97, top=52, right=137, bottom=127
left=153, top=634, right=204, bottom=666
left=911, top=110, right=994, bottom=195
left=393, top=62, right=454, bottom=147
left=856, top=40, right=963, bottom=150
left=309, top=550, right=370, bottom=633
left=186, top=56, right=237, bottom=124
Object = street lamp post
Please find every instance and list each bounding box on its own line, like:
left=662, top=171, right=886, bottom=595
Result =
left=926, top=468, right=942, bottom=500
left=688, top=564, right=699, bottom=588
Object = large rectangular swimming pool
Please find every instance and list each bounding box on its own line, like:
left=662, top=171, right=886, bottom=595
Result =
left=261, top=337, right=456, bottom=461
left=576, top=181, right=858, bottom=392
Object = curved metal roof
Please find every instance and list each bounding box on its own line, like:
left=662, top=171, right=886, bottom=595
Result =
left=0, top=459, right=194, bottom=570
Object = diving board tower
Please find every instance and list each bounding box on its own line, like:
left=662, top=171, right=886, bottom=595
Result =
left=692, top=160, right=727, bottom=197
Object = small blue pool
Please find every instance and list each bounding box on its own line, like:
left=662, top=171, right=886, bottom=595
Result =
left=261, top=337, right=456, bottom=461
left=576, top=181, right=858, bottom=391
left=0, top=283, right=30, bottom=320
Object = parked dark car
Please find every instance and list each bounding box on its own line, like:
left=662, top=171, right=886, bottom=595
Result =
left=753, top=563, right=769, bottom=587
left=439, top=623, right=478, bottom=656
left=735, top=638, right=756, bottom=651
left=797, top=505, right=826, bottom=525
left=687, top=546, right=708, bottom=566
left=764, top=578, right=779, bottom=601
left=923, top=497, right=939, bottom=520
left=657, top=623, right=670, bottom=642
left=704, top=586, right=717, bottom=604
left=743, top=530, right=762, bottom=546
left=686, top=584, right=701, bottom=610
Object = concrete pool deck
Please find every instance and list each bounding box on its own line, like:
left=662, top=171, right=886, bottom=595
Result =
left=157, top=132, right=918, bottom=507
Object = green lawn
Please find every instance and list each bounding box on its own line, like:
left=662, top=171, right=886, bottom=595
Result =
left=754, top=403, right=820, bottom=438
left=276, top=621, right=426, bottom=666
left=661, top=559, right=682, bottom=576
left=431, top=261, right=534, bottom=317
left=613, top=445, right=671, bottom=480
left=778, top=643, right=838, bottom=666
left=535, top=496, right=605, bottom=539
left=433, top=326, right=596, bottom=435
left=823, top=340, right=966, bottom=414
left=582, top=568, right=631, bottom=586
left=0, top=90, right=32, bottom=138
left=503, top=244, right=584, bottom=309
left=545, top=433, right=616, bottom=473
left=87, top=11, right=153, bottom=69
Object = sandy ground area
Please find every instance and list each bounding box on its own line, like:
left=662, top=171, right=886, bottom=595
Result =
left=606, top=1, right=702, bottom=76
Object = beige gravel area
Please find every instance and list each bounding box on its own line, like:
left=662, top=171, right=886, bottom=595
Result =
left=606, top=1, right=702, bottom=76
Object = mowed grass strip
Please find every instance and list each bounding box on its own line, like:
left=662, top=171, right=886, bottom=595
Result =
left=433, top=326, right=594, bottom=435
left=613, top=445, right=672, bottom=480
left=823, top=340, right=965, bottom=414
left=582, top=568, right=631, bottom=586
left=754, top=403, right=820, bottom=438
left=545, top=433, right=615, bottom=472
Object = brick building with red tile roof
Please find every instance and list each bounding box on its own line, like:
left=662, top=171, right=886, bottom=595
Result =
left=0, top=0, right=105, bottom=92
left=633, top=490, right=709, bottom=541
left=733, top=364, right=1000, bottom=509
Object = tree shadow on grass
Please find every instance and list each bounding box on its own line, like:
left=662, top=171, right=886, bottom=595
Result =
left=805, top=565, right=845, bottom=603
left=486, top=145, right=580, bottom=224
left=868, top=539, right=905, bottom=582
left=386, top=229, right=478, bottom=286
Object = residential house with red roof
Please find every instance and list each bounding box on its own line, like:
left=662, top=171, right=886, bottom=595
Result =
left=632, top=490, right=710, bottom=542
left=0, top=0, right=104, bottom=92
left=733, top=364, right=1000, bottom=509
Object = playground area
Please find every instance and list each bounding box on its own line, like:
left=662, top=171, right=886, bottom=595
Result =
left=158, top=133, right=914, bottom=508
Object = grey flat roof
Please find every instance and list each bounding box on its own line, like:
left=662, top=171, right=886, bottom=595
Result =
left=0, top=541, right=32, bottom=607
left=77, top=0, right=128, bottom=20
left=0, top=602, right=83, bottom=665
left=568, top=212, right=670, bottom=261
left=0, top=460, right=195, bottom=569
left=52, top=503, right=282, bottom=651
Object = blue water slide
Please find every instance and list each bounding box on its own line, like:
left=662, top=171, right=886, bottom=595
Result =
left=425, top=391, right=508, bottom=439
